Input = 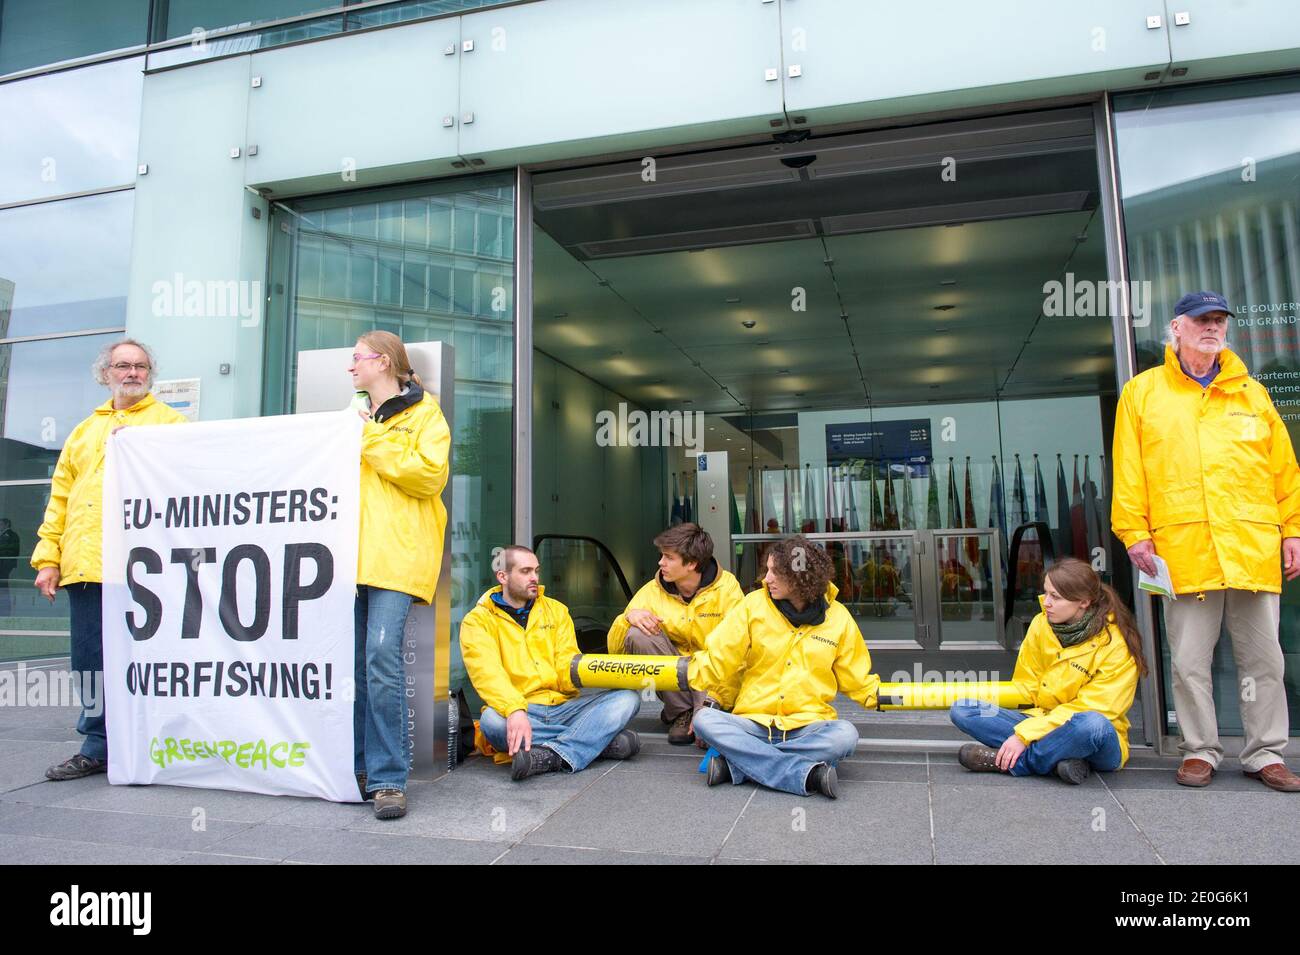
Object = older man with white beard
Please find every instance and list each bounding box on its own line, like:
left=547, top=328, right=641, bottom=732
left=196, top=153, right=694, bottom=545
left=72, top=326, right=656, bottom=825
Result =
left=1112, top=291, right=1300, bottom=792
left=33, top=339, right=187, bottom=780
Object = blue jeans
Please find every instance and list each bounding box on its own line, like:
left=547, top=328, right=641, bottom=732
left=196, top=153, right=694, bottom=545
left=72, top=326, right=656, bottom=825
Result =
left=67, top=583, right=106, bottom=762
left=692, top=707, right=860, bottom=796
left=478, top=689, right=639, bottom=772
left=949, top=699, right=1123, bottom=776
left=354, top=586, right=415, bottom=793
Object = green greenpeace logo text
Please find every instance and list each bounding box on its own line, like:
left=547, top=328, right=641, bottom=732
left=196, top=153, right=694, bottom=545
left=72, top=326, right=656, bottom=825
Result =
left=149, top=735, right=310, bottom=770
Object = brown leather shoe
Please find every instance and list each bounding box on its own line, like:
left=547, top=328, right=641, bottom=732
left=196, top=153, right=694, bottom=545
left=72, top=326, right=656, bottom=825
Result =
left=667, top=711, right=694, bottom=746
left=1176, top=757, right=1215, bottom=787
left=1244, top=763, right=1300, bottom=792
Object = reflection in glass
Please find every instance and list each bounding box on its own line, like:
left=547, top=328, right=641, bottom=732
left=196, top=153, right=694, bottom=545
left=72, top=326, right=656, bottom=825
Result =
left=0, top=483, right=72, bottom=660
left=0, top=191, right=134, bottom=337
left=1116, top=76, right=1300, bottom=734
left=0, top=0, right=148, bottom=76
left=0, top=57, right=143, bottom=205
left=0, top=334, right=121, bottom=481
left=265, top=174, right=515, bottom=700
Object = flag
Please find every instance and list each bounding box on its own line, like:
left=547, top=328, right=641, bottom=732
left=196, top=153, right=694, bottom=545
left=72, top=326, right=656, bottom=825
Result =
left=989, top=455, right=1007, bottom=577
left=762, top=466, right=781, bottom=534
left=824, top=465, right=838, bottom=532
left=946, top=458, right=961, bottom=529
left=739, top=468, right=760, bottom=589
left=684, top=470, right=695, bottom=525
left=900, top=465, right=916, bottom=531
left=926, top=460, right=941, bottom=530
left=868, top=461, right=883, bottom=531
left=963, top=457, right=979, bottom=566
left=1033, top=454, right=1051, bottom=564
left=1095, top=452, right=1112, bottom=567
left=1083, top=455, right=1099, bottom=557
left=801, top=464, right=818, bottom=533
left=670, top=472, right=685, bottom=525
left=883, top=464, right=899, bottom=530
left=1055, top=453, right=1073, bottom=559
left=1011, top=454, right=1028, bottom=529
left=1071, top=456, right=1088, bottom=560
left=782, top=466, right=794, bottom=534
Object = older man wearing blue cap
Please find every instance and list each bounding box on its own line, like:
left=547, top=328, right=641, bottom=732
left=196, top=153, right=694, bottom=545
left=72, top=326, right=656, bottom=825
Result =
left=1112, top=290, right=1300, bottom=792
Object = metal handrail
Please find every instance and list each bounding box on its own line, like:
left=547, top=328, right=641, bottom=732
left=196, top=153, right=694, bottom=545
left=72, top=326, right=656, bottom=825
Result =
left=531, top=534, right=634, bottom=602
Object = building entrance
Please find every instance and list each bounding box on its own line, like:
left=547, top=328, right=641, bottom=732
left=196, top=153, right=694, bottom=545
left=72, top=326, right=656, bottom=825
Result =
left=529, top=106, right=1125, bottom=697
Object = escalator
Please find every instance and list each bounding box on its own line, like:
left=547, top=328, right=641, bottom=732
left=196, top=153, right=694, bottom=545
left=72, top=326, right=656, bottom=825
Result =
left=532, top=534, right=634, bottom=654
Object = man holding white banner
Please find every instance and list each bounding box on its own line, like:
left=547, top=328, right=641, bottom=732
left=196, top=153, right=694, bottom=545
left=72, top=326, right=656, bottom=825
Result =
left=33, top=339, right=187, bottom=781
left=101, top=409, right=364, bottom=804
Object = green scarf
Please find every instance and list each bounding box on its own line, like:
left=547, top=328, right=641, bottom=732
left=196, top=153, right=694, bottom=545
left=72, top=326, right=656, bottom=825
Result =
left=1049, top=604, right=1102, bottom=647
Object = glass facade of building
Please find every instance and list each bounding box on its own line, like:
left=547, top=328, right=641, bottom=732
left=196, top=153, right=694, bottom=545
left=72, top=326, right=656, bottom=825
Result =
left=1115, top=75, right=1300, bottom=734
left=263, top=175, right=515, bottom=695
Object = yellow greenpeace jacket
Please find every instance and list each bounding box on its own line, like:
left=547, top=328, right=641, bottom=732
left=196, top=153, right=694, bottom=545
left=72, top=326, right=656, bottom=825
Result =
left=605, top=560, right=744, bottom=655
left=1011, top=608, right=1139, bottom=766
left=688, top=583, right=879, bottom=731
left=358, top=389, right=450, bottom=604
left=459, top=586, right=580, bottom=718
left=1111, top=345, right=1300, bottom=594
left=32, top=394, right=187, bottom=584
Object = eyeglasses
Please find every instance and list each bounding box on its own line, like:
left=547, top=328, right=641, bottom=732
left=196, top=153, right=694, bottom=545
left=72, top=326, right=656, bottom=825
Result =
left=110, top=362, right=151, bottom=372
left=351, top=352, right=382, bottom=363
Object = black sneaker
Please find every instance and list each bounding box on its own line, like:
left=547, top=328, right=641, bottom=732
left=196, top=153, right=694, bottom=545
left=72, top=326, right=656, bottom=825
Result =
left=599, top=730, right=641, bottom=761
left=958, top=743, right=1000, bottom=773
left=806, top=763, right=839, bottom=799
left=510, top=745, right=565, bottom=781
left=45, top=754, right=107, bottom=781
left=706, top=753, right=732, bottom=787
left=1055, top=758, right=1091, bottom=785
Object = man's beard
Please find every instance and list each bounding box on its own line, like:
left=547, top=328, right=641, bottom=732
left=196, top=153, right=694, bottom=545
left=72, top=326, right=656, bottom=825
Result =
left=505, top=582, right=536, bottom=604
left=113, top=381, right=148, bottom=401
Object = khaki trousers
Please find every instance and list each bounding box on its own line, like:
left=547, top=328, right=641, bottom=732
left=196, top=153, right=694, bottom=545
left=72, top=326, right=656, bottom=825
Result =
left=1163, top=589, right=1289, bottom=772
left=623, top=626, right=705, bottom=720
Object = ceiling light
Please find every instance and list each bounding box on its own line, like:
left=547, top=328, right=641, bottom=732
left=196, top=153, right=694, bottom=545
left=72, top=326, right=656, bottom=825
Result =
left=725, top=296, right=741, bottom=304
left=933, top=305, right=956, bottom=312
left=939, top=280, right=957, bottom=286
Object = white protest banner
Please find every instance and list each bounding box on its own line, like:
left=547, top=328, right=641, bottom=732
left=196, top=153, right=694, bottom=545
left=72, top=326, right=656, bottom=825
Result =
left=102, top=411, right=362, bottom=801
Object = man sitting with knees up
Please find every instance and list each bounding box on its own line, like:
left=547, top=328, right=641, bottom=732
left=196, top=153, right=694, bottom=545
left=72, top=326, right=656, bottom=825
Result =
left=689, top=536, right=879, bottom=798
left=606, top=523, right=743, bottom=745
left=460, top=545, right=641, bottom=781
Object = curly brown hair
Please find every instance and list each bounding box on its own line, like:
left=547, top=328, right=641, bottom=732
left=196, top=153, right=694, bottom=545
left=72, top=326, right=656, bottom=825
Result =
left=766, top=536, right=834, bottom=605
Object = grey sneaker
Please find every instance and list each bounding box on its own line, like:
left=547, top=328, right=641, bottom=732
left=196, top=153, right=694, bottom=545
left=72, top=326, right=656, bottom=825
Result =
left=1055, top=758, right=1091, bottom=785
left=599, top=730, right=641, bottom=761
left=45, top=754, right=107, bottom=781
left=373, top=789, right=406, bottom=819
left=706, top=753, right=732, bottom=787
left=511, top=745, right=565, bottom=781
left=806, top=763, right=839, bottom=799
left=958, top=743, right=1000, bottom=773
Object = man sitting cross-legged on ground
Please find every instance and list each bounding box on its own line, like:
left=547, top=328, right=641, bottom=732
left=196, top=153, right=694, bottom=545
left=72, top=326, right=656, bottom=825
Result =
left=460, top=545, right=641, bottom=781
left=605, top=523, right=743, bottom=746
left=688, top=536, right=879, bottom=798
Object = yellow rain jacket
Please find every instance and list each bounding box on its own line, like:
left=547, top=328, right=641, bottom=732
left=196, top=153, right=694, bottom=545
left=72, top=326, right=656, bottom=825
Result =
left=688, top=583, right=879, bottom=732
left=1011, top=608, right=1139, bottom=766
left=459, top=586, right=580, bottom=718
left=605, top=559, right=744, bottom=655
left=1112, top=345, right=1300, bottom=594
left=358, top=390, right=450, bottom=604
left=32, top=394, right=187, bottom=584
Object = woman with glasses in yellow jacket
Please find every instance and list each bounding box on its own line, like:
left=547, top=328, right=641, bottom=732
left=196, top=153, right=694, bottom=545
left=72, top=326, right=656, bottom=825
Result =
left=348, top=332, right=450, bottom=819
left=950, top=557, right=1145, bottom=784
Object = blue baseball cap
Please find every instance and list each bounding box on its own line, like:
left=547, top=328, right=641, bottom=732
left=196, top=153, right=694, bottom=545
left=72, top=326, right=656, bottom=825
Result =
left=1174, top=290, right=1232, bottom=318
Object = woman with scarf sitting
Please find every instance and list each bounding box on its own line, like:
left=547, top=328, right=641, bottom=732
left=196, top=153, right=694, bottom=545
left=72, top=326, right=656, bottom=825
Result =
left=949, top=557, right=1145, bottom=784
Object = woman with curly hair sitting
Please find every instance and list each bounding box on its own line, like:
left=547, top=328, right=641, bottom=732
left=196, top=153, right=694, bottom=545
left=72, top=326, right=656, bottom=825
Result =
left=688, top=536, right=880, bottom=798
